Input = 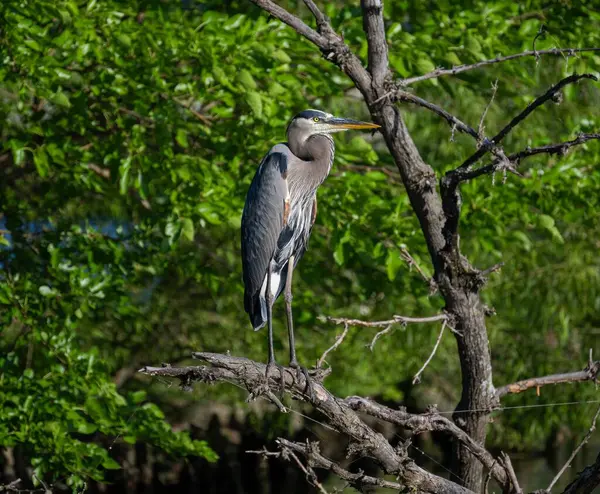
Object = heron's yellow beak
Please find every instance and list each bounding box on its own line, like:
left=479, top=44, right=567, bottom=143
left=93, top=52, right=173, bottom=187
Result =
left=326, top=117, right=380, bottom=130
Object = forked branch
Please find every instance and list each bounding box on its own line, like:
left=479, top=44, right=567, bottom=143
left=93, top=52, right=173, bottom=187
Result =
left=139, top=353, right=474, bottom=494
left=455, top=132, right=600, bottom=183
left=458, top=73, right=598, bottom=171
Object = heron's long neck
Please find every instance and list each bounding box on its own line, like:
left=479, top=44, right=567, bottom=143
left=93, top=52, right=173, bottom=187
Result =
left=288, top=134, right=334, bottom=202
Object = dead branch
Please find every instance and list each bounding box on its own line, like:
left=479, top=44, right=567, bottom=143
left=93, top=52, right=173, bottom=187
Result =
left=562, top=451, right=600, bottom=494
left=455, top=132, right=600, bottom=183
left=343, top=396, right=514, bottom=491
left=546, top=405, right=600, bottom=493
left=369, top=324, right=394, bottom=351
left=458, top=73, right=598, bottom=171
left=399, top=246, right=433, bottom=285
left=413, top=319, right=447, bottom=384
left=317, top=322, right=349, bottom=368
left=499, top=452, right=523, bottom=494
left=495, top=358, right=600, bottom=399
left=323, top=313, right=447, bottom=328
left=400, top=48, right=600, bottom=86
left=139, top=353, right=474, bottom=494
left=391, top=89, right=479, bottom=139
left=279, top=438, right=404, bottom=491
left=478, top=80, right=499, bottom=138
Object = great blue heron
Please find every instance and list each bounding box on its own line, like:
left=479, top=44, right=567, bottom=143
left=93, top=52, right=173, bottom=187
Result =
left=241, top=109, right=379, bottom=375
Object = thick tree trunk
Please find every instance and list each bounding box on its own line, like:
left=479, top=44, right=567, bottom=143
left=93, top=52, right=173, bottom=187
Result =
left=444, top=284, right=496, bottom=491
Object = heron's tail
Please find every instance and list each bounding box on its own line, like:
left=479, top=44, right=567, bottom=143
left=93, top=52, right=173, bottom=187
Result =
left=245, top=268, right=287, bottom=331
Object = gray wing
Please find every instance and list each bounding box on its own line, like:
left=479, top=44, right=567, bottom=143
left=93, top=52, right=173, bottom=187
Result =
left=241, top=144, right=290, bottom=317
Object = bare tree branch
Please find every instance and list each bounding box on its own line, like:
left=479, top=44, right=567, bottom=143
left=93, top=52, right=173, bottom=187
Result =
left=454, top=133, right=600, bottom=183
left=302, top=0, right=328, bottom=31
left=399, top=245, right=433, bottom=285
left=369, top=324, right=394, bottom=351
left=562, top=451, right=600, bottom=494
left=399, top=48, right=600, bottom=86
left=500, top=452, right=523, bottom=494
left=361, top=0, right=389, bottom=86
left=278, top=439, right=405, bottom=491
left=458, top=73, right=598, bottom=171
left=317, top=322, right=349, bottom=368
left=546, top=406, right=600, bottom=493
left=248, top=0, right=326, bottom=47
left=344, top=396, right=514, bottom=491
left=478, top=80, right=499, bottom=138
left=413, top=319, right=447, bottom=384
left=385, top=89, right=479, bottom=139
left=495, top=359, right=600, bottom=399
left=323, top=313, right=448, bottom=328
left=139, top=353, right=475, bottom=494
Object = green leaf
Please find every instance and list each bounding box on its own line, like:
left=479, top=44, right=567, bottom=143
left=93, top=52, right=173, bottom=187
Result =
left=238, top=69, right=257, bottom=90
left=33, top=148, right=49, bottom=177
left=246, top=91, right=263, bottom=117
left=386, top=250, right=403, bottom=281
left=50, top=91, right=71, bottom=108
left=39, top=285, right=55, bottom=297
left=101, top=456, right=121, bottom=470
left=538, top=214, right=564, bottom=243
left=175, top=129, right=189, bottom=148
left=119, top=157, right=132, bottom=195
left=180, top=218, right=195, bottom=242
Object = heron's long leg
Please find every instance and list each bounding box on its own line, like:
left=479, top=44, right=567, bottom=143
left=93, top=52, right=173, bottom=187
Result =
left=284, top=255, right=297, bottom=367
left=266, top=263, right=276, bottom=366
left=285, top=257, right=315, bottom=398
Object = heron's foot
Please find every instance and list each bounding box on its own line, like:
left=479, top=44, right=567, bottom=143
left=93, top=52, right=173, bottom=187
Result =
left=265, top=360, right=286, bottom=395
left=289, top=360, right=316, bottom=400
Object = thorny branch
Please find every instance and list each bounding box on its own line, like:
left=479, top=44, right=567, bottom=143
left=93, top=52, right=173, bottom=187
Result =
left=399, top=48, right=600, bottom=86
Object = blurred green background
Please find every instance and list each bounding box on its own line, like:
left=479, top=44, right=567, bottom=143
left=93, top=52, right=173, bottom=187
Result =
left=1, top=0, right=599, bottom=492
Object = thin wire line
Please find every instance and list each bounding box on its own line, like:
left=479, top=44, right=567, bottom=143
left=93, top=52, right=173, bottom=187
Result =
left=409, top=443, right=465, bottom=483
left=438, top=399, right=600, bottom=415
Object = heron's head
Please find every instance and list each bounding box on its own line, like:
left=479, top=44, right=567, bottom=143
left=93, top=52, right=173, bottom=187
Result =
left=287, top=109, right=380, bottom=141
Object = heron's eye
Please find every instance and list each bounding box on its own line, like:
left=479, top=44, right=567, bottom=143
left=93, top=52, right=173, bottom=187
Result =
left=313, top=117, right=320, bottom=122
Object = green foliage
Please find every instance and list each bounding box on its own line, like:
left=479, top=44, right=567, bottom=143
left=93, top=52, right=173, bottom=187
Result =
left=1, top=0, right=600, bottom=488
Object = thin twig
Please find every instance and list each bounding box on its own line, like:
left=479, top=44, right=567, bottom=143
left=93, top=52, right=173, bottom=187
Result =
left=287, top=450, right=329, bottom=494
left=546, top=405, right=600, bottom=493
left=399, top=246, right=431, bottom=283
left=399, top=48, right=600, bottom=86
left=394, top=89, right=479, bottom=139
left=369, top=324, right=393, bottom=351
left=478, top=79, right=498, bottom=138
left=412, top=320, right=447, bottom=384
left=484, top=460, right=497, bottom=494
left=500, top=452, right=523, bottom=494
left=317, top=322, right=350, bottom=368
